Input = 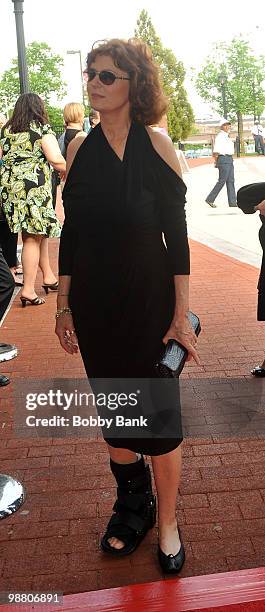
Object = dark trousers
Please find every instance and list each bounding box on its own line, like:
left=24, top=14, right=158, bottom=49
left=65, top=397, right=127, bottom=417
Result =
left=206, top=155, right=237, bottom=206
left=258, top=224, right=265, bottom=321
left=0, top=218, right=18, bottom=268
left=0, top=247, right=15, bottom=321
left=254, top=135, right=265, bottom=155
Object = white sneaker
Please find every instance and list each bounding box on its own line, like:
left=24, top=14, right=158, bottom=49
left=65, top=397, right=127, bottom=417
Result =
left=0, top=343, right=18, bottom=363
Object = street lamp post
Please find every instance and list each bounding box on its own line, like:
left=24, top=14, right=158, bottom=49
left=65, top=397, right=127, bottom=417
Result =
left=12, top=0, right=29, bottom=94
left=66, top=50, right=85, bottom=107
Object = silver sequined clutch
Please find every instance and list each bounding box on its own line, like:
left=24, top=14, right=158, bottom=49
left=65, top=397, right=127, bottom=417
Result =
left=156, top=311, right=201, bottom=378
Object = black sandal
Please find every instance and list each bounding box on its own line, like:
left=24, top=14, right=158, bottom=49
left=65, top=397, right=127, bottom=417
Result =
left=42, top=281, right=59, bottom=294
left=20, top=296, right=45, bottom=308
left=101, top=456, right=156, bottom=556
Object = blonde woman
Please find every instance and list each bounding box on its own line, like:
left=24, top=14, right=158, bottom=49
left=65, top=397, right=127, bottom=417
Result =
left=58, top=103, right=87, bottom=158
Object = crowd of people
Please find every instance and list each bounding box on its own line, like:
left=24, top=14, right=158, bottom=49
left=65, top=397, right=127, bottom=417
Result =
left=0, top=37, right=265, bottom=576
left=0, top=96, right=97, bottom=385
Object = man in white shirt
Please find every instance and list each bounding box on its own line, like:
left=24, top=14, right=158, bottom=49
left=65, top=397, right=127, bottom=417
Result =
left=206, top=119, right=237, bottom=208
left=252, top=120, right=265, bottom=155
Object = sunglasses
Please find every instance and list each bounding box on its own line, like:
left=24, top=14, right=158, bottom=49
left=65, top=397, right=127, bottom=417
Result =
left=86, top=68, right=130, bottom=86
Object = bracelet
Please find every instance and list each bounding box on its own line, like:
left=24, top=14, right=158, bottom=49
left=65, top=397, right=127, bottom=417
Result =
left=55, top=307, right=72, bottom=319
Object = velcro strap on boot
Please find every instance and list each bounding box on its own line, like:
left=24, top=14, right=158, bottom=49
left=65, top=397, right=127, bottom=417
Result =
left=114, top=492, right=147, bottom=512
left=109, top=510, right=146, bottom=534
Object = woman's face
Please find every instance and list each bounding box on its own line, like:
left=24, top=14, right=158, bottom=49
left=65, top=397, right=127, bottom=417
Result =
left=87, top=54, right=130, bottom=115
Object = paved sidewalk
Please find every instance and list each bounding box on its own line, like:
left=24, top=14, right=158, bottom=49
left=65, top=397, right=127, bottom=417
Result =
left=1, top=185, right=265, bottom=594
left=186, top=156, right=265, bottom=268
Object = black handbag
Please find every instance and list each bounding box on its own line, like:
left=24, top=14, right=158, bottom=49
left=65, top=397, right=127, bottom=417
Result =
left=156, top=311, right=201, bottom=377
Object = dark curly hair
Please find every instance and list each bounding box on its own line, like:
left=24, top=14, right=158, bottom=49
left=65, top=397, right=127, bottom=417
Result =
left=5, top=93, right=48, bottom=133
left=86, top=38, right=168, bottom=125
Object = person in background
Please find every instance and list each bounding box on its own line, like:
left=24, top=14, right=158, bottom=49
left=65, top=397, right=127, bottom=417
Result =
left=0, top=114, right=20, bottom=283
left=83, top=115, right=91, bottom=134
left=0, top=214, right=20, bottom=284
left=252, top=120, right=265, bottom=155
left=0, top=247, right=18, bottom=386
left=58, top=103, right=87, bottom=159
left=237, top=182, right=265, bottom=375
left=0, top=93, right=65, bottom=306
left=89, top=108, right=100, bottom=129
left=0, top=113, right=19, bottom=386
left=206, top=119, right=237, bottom=208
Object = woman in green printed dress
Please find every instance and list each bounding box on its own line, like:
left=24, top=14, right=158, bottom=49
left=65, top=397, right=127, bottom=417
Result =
left=0, top=93, right=66, bottom=306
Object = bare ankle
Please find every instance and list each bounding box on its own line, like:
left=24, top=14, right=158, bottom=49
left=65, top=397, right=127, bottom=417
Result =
left=159, top=517, right=178, bottom=530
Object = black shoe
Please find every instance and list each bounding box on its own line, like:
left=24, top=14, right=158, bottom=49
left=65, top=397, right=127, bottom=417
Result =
left=158, top=541, right=185, bottom=574
left=251, top=366, right=265, bottom=377
left=0, top=343, right=18, bottom=363
left=42, top=281, right=59, bottom=294
left=20, top=296, right=45, bottom=307
left=0, top=374, right=10, bottom=387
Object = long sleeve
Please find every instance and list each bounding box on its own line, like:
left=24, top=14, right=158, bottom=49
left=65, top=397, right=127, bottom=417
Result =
left=155, top=154, right=190, bottom=275
left=237, top=182, right=265, bottom=214
left=58, top=199, right=78, bottom=275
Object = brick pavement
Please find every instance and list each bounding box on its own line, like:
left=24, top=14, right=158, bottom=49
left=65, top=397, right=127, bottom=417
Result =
left=187, top=157, right=214, bottom=168
left=1, top=198, right=265, bottom=594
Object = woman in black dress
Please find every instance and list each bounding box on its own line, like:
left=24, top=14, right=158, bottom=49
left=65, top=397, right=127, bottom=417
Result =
left=237, top=183, right=265, bottom=375
left=55, top=39, right=199, bottom=574
left=62, top=102, right=87, bottom=157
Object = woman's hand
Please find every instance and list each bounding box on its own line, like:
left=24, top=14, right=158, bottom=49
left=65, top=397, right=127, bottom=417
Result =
left=163, top=316, right=200, bottom=365
left=254, top=199, right=265, bottom=216
left=55, top=313, right=79, bottom=355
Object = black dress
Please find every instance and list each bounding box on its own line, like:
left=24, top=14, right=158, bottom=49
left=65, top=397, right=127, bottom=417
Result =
left=64, top=128, right=83, bottom=157
left=59, top=121, right=190, bottom=455
left=237, top=183, right=265, bottom=321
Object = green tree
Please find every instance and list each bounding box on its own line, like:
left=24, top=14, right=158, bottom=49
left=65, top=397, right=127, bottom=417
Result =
left=134, top=10, right=194, bottom=141
left=0, top=41, right=67, bottom=111
left=189, top=124, right=200, bottom=136
left=195, top=38, right=265, bottom=152
left=46, top=105, right=64, bottom=130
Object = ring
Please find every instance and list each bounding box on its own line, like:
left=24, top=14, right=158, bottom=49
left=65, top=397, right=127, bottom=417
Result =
left=64, top=330, right=75, bottom=337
